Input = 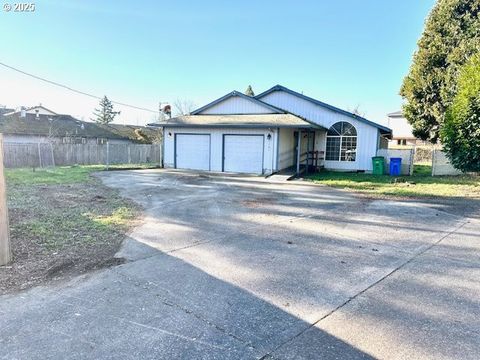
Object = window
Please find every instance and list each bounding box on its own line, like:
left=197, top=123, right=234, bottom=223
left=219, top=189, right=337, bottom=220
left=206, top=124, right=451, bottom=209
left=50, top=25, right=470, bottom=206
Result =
left=397, top=139, right=407, bottom=146
left=325, top=122, right=357, bottom=161
left=97, top=138, right=108, bottom=145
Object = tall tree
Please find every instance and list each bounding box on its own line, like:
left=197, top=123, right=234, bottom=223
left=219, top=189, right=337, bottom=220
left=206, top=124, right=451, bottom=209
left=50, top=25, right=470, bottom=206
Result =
left=441, top=53, right=480, bottom=172
left=92, top=96, right=120, bottom=124
left=400, top=0, right=480, bottom=143
left=245, top=85, right=255, bottom=96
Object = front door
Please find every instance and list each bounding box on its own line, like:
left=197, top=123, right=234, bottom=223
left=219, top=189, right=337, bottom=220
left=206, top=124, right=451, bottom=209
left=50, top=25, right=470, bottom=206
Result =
left=293, top=131, right=315, bottom=170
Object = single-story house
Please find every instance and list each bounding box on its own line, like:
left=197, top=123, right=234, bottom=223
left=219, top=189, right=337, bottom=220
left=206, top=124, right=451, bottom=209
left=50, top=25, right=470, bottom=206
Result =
left=1, top=112, right=160, bottom=144
left=151, top=85, right=391, bottom=175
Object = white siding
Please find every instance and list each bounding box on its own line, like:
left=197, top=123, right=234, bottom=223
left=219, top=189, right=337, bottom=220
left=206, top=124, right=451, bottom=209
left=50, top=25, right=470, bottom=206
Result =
left=198, top=96, right=273, bottom=115
left=260, top=91, right=379, bottom=171
left=163, top=127, right=278, bottom=174
left=278, top=128, right=296, bottom=170
left=387, top=115, right=416, bottom=139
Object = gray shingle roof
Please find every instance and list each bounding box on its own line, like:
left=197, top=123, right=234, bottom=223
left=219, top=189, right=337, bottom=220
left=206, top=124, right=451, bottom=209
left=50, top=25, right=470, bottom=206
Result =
left=149, top=114, right=325, bottom=129
left=0, top=113, right=158, bottom=143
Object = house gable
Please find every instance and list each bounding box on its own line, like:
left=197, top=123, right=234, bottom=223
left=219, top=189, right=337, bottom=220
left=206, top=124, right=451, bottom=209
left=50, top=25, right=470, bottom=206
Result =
left=192, top=91, right=285, bottom=115
left=256, top=85, right=391, bottom=134
left=27, top=106, right=57, bottom=116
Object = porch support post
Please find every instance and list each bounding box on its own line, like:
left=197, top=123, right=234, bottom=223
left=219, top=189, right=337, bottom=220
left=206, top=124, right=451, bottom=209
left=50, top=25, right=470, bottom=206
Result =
left=296, top=130, right=301, bottom=175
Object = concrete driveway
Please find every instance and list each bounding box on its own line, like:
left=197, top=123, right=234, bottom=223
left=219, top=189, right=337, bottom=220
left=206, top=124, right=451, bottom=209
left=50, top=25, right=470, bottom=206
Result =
left=1, top=169, right=479, bottom=359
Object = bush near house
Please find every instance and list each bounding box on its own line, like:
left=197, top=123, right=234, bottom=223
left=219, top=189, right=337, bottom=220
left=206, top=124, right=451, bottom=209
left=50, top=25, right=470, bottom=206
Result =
left=442, top=53, right=480, bottom=172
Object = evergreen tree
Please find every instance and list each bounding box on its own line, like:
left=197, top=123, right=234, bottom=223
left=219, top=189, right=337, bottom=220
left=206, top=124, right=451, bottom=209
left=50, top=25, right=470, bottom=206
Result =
left=245, top=85, right=255, bottom=97
left=400, top=0, right=480, bottom=143
left=92, top=96, right=120, bottom=124
left=441, top=53, right=480, bottom=172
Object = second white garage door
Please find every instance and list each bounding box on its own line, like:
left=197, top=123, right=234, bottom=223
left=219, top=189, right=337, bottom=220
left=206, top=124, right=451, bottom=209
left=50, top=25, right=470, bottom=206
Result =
left=223, top=135, right=264, bottom=174
left=175, top=134, right=210, bottom=171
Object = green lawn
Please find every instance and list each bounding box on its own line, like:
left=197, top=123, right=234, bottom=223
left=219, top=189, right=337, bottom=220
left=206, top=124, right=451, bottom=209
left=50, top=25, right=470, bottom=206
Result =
left=308, top=165, right=480, bottom=198
left=5, top=163, right=159, bottom=185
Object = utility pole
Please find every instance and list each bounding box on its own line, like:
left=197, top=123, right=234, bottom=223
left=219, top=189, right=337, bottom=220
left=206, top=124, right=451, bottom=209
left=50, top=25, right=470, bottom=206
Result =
left=0, top=134, right=11, bottom=265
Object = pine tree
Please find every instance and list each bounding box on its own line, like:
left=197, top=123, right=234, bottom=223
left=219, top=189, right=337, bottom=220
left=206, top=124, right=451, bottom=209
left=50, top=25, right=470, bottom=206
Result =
left=245, top=85, right=255, bottom=97
left=400, top=0, right=480, bottom=143
left=92, top=96, right=120, bottom=124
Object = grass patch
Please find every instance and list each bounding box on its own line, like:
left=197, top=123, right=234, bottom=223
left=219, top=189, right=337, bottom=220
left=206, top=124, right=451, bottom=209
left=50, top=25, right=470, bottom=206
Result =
left=5, top=166, right=97, bottom=185
left=86, top=207, right=137, bottom=228
left=308, top=169, right=480, bottom=198
left=5, top=163, right=159, bottom=185
left=2, top=165, right=142, bottom=294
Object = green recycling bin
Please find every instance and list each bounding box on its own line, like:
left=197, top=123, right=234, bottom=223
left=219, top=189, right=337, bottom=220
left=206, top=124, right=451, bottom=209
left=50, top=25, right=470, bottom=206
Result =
left=372, top=156, right=385, bottom=175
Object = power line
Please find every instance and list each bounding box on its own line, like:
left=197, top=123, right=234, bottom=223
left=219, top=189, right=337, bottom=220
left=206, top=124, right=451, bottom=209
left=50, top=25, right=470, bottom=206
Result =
left=0, top=61, right=158, bottom=113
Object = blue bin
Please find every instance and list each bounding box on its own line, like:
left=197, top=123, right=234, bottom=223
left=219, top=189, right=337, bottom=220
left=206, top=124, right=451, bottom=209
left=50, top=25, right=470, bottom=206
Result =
left=389, top=157, right=402, bottom=176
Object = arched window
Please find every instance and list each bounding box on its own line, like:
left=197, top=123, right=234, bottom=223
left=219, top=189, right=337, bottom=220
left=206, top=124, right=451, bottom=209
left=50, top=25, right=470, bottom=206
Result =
left=325, top=122, right=357, bottom=161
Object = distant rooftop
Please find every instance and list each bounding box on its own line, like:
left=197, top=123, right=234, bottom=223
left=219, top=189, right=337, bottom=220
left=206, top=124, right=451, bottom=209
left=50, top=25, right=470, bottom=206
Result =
left=387, top=110, right=403, bottom=117
left=1, top=113, right=158, bottom=143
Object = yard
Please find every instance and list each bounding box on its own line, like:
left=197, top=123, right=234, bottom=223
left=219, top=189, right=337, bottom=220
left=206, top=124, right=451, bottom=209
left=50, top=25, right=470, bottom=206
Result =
left=307, top=165, right=480, bottom=198
left=0, top=165, right=150, bottom=294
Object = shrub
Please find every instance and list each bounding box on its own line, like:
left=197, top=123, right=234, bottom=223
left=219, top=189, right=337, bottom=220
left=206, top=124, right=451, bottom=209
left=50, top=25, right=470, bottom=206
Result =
left=441, top=53, right=480, bottom=172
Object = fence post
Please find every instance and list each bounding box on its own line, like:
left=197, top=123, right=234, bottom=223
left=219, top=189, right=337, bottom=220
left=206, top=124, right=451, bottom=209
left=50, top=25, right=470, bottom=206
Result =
left=409, top=148, right=414, bottom=176
left=106, top=142, right=110, bottom=170
left=37, top=143, right=42, bottom=168
left=432, top=149, right=436, bottom=176
left=0, top=135, right=11, bottom=266
left=50, top=142, right=56, bottom=167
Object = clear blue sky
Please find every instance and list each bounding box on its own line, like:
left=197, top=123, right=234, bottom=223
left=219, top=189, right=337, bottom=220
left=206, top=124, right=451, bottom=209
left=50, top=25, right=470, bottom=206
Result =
left=0, top=0, right=435, bottom=125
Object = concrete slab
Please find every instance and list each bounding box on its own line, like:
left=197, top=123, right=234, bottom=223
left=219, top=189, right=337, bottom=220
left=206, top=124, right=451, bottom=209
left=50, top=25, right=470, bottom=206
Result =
left=1, top=169, right=478, bottom=359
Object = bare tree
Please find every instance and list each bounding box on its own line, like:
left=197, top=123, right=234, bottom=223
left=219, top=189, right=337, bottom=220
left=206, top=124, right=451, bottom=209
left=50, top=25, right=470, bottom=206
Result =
left=173, top=99, right=196, bottom=116
left=348, top=104, right=365, bottom=117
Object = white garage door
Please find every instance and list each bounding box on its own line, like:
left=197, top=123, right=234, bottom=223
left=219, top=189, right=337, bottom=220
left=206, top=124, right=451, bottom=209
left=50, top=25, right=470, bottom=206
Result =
left=175, top=134, right=210, bottom=171
left=224, top=135, right=264, bottom=174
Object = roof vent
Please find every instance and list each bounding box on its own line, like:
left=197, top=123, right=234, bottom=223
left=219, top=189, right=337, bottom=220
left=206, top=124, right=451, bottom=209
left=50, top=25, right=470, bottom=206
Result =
left=20, top=107, right=26, bottom=118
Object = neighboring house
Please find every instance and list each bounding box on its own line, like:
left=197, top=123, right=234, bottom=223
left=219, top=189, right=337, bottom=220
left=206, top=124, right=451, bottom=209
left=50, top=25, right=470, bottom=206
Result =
left=387, top=110, right=428, bottom=146
left=0, top=112, right=159, bottom=144
left=3, top=105, right=58, bottom=117
left=151, top=85, right=391, bottom=175
left=0, top=106, right=15, bottom=116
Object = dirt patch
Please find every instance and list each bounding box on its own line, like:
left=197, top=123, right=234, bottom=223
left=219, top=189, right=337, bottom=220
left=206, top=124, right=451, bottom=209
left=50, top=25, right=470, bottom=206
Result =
left=0, top=176, right=140, bottom=295
left=241, top=196, right=278, bottom=208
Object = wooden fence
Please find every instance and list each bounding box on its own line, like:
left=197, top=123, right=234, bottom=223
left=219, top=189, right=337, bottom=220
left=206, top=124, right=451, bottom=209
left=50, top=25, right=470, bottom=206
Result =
left=2, top=142, right=161, bottom=168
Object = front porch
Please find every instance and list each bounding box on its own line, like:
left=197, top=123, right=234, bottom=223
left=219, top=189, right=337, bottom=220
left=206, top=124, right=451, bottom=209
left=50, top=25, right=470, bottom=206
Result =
left=277, top=128, right=326, bottom=176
